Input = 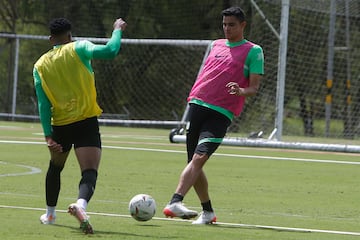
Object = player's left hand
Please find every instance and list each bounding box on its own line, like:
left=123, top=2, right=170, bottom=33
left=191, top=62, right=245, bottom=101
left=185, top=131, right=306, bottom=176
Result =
left=45, top=136, right=63, bottom=153
left=226, top=82, right=244, bottom=96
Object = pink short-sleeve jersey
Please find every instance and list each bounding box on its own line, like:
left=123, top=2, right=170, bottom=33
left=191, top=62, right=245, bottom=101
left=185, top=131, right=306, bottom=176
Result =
left=188, top=39, right=255, bottom=116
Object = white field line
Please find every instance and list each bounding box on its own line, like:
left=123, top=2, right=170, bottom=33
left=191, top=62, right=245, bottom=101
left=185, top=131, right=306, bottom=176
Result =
left=0, top=204, right=359, bottom=236
left=1, top=139, right=360, bottom=166
left=0, top=161, right=42, bottom=177
left=104, top=145, right=360, bottom=165
left=0, top=140, right=44, bottom=145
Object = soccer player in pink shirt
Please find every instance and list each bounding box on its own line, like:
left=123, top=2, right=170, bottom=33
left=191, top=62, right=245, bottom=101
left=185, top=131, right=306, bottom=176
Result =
left=163, top=6, right=264, bottom=224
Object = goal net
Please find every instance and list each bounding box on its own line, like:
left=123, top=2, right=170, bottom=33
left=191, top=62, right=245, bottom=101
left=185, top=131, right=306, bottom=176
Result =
left=172, top=0, right=360, bottom=152
left=0, top=34, right=210, bottom=127
left=224, top=0, right=360, bottom=142
left=89, top=38, right=211, bottom=127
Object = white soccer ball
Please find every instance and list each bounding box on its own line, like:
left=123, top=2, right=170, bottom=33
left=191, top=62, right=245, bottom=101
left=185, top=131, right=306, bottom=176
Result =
left=129, top=194, right=156, bottom=221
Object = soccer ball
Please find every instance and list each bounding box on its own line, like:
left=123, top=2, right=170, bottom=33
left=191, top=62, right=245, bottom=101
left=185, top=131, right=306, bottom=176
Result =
left=129, top=194, right=156, bottom=221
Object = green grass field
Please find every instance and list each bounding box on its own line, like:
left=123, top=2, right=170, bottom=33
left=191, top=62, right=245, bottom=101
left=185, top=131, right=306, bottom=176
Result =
left=1, top=121, right=360, bottom=239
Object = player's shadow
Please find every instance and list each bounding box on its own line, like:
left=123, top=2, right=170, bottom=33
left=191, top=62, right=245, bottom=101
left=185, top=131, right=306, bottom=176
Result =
left=51, top=223, right=180, bottom=238
left=208, top=223, right=310, bottom=234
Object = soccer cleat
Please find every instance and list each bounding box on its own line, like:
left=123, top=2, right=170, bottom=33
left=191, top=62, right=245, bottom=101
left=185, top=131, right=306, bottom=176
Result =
left=163, top=202, right=198, bottom=219
left=68, top=203, right=93, bottom=234
left=40, top=213, right=56, bottom=224
left=192, top=211, right=217, bottom=224
left=79, top=219, right=93, bottom=234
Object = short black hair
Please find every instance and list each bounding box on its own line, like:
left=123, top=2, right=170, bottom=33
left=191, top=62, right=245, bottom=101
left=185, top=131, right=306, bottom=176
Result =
left=222, top=6, right=246, bottom=22
left=49, top=18, right=72, bottom=35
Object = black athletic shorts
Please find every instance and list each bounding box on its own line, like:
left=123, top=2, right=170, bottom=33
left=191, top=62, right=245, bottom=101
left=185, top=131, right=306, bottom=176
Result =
left=51, top=117, right=101, bottom=152
left=186, top=103, right=231, bottom=162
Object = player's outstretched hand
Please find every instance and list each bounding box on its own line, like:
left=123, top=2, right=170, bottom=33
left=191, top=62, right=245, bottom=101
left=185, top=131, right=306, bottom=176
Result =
left=114, top=18, right=127, bottom=31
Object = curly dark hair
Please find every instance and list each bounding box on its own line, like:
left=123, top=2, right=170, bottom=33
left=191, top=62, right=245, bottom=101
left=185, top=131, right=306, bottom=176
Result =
left=49, top=18, right=72, bottom=35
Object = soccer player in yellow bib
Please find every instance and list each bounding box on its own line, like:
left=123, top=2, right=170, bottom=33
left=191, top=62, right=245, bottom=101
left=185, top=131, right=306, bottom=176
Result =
left=33, top=17, right=127, bottom=234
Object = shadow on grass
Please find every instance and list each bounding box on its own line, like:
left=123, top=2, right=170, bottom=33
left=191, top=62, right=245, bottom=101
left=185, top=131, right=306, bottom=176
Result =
left=204, top=223, right=311, bottom=234
left=51, top=223, right=180, bottom=238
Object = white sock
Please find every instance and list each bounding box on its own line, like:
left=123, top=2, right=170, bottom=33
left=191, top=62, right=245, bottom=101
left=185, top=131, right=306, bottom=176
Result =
left=76, top=198, right=88, bottom=210
left=46, top=206, right=56, bottom=216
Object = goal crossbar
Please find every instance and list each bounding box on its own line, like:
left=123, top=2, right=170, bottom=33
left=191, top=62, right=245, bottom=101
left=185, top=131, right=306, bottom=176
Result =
left=0, top=33, right=211, bottom=46
left=170, top=134, right=360, bottom=153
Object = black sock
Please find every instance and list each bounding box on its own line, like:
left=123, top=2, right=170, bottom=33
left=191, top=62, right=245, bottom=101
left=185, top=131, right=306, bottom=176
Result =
left=201, top=200, right=213, bottom=212
left=170, top=193, right=184, bottom=204
left=45, top=161, right=64, bottom=206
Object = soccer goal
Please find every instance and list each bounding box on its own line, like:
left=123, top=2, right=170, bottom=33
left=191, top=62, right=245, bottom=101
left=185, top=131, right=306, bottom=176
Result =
left=0, top=33, right=211, bottom=128
left=169, top=0, right=360, bottom=153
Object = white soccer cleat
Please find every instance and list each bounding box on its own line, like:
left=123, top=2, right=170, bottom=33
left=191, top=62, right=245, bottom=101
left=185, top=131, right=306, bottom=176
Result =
left=40, top=213, right=56, bottom=224
left=192, top=211, right=217, bottom=224
left=68, top=203, right=93, bottom=234
left=163, top=202, right=198, bottom=219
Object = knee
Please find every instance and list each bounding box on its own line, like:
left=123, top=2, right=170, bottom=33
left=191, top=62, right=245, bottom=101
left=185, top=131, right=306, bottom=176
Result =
left=80, top=169, right=98, bottom=187
left=48, top=161, right=64, bottom=175
left=190, top=153, right=208, bottom=168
